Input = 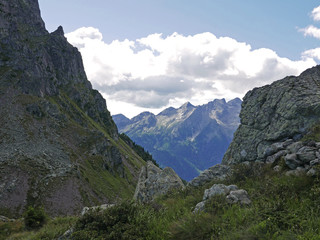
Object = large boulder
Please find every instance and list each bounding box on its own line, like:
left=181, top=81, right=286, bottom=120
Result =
left=133, top=161, right=185, bottom=203
left=193, top=184, right=251, bottom=213
left=226, top=190, right=251, bottom=205
left=203, top=184, right=238, bottom=200
left=223, top=66, right=320, bottom=165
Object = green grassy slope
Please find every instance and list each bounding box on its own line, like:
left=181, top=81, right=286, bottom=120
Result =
left=4, top=163, right=320, bottom=240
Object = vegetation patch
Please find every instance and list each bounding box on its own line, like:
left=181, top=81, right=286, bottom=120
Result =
left=23, top=206, right=47, bottom=230
left=4, top=163, right=320, bottom=239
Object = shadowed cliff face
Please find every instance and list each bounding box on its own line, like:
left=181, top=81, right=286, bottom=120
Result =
left=0, top=0, right=146, bottom=217
left=223, top=65, right=320, bottom=165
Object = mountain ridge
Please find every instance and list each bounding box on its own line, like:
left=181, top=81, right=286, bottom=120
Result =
left=113, top=98, right=241, bottom=181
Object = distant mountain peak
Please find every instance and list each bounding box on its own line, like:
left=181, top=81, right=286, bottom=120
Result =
left=228, top=98, right=242, bottom=105
left=180, top=101, right=194, bottom=109
left=51, top=26, right=65, bottom=36
left=113, top=98, right=242, bottom=181
left=157, top=107, right=177, bottom=117
left=113, top=113, right=129, bottom=119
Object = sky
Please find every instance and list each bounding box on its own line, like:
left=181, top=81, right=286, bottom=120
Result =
left=39, top=0, right=320, bottom=118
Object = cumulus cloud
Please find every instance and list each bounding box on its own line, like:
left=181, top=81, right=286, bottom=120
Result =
left=300, top=5, right=320, bottom=40
left=312, top=6, right=320, bottom=22
left=303, top=48, right=320, bottom=61
left=300, top=25, right=320, bottom=39
left=66, top=27, right=316, bottom=118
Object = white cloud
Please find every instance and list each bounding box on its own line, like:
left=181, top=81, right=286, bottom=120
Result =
left=66, top=27, right=316, bottom=118
left=312, top=6, right=320, bottom=22
left=300, top=25, right=320, bottom=39
left=303, top=48, right=320, bottom=61
left=300, top=5, right=320, bottom=40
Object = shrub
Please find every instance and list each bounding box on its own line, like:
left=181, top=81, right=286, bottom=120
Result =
left=23, top=206, right=47, bottom=230
left=72, top=201, right=155, bottom=240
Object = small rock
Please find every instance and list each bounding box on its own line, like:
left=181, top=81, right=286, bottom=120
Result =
left=240, top=149, right=247, bottom=158
left=285, top=153, right=302, bottom=169
left=193, top=201, right=206, bottom=213
left=285, top=168, right=306, bottom=176
left=310, top=159, right=320, bottom=167
left=287, top=142, right=303, bottom=154
left=307, top=168, right=317, bottom=177
left=264, top=142, right=285, bottom=158
left=266, top=150, right=287, bottom=164
left=58, top=228, right=74, bottom=240
left=296, top=146, right=316, bottom=163
left=273, top=165, right=282, bottom=172
left=226, top=189, right=251, bottom=205
left=304, top=164, right=311, bottom=171
left=306, top=140, right=316, bottom=147
left=283, top=139, right=294, bottom=148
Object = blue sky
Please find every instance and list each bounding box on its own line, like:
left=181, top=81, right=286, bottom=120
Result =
left=39, top=0, right=320, bottom=117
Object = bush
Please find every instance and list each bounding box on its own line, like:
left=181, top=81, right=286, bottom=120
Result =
left=23, top=206, right=47, bottom=230
left=72, top=201, right=155, bottom=240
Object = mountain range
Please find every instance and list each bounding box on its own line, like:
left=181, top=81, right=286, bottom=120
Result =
left=113, top=98, right=241, bottom=181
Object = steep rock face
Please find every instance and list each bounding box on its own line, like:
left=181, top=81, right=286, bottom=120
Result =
left=0, top=0, right=145, bottom=217
left=113, top=98, right=241, bottom=181
left=133, top=161, right=185, bottom=203
left=223, top=65, right=320, bottom=164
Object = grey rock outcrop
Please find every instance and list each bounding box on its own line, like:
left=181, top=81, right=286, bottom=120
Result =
left=245, top=137, right=320, bottom=176
left=225, top=136, right=320, bottom=176
left=133, top=161, right=185, bottom=203
left=203, top=184, right=238, bottom=200
left=188, top=164, right=231, bottom=187
left=0, top=0, right=146, bottom=217
left=193, top=184, right=250, bottom=213
left=223, top=66, right=320, bottom=165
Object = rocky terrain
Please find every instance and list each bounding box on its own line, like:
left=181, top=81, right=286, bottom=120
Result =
left=193, top=183, right=251, bottom=213
left=223, top=65, right=320, bottom=165
left=113, top=98, right=241, bottom=181
left=0, top=0, right=146, bottom=217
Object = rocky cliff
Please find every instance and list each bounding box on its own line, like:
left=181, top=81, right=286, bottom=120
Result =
left=223, top=65, right=320, bottom=165
left=0, top=0, right=145, bottom=217
left=113, top=98, right=241, bottom=181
